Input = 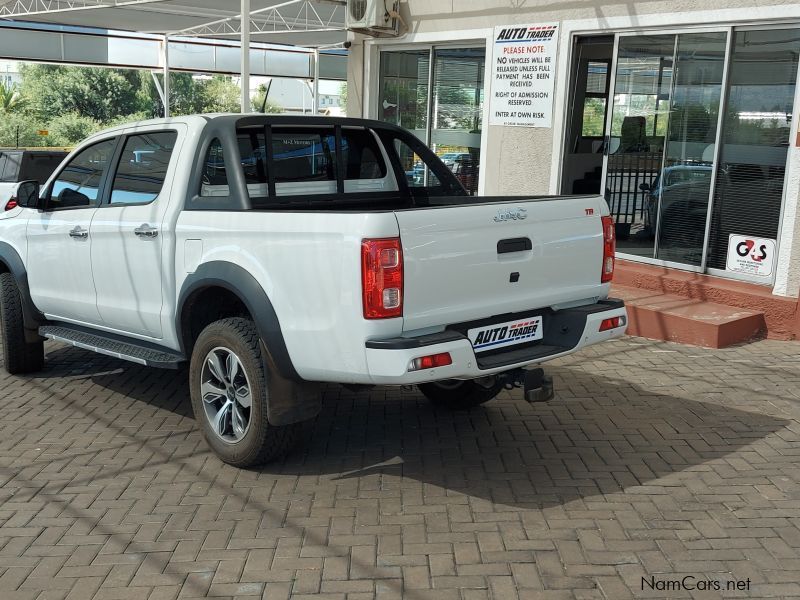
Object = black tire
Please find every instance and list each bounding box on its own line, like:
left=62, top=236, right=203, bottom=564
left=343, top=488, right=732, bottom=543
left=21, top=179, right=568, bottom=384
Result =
left=418, top=377, right=504, bottom=410
left=189, top=317, right=299, bottom=467
left=0, top=272, right=44, bottom=375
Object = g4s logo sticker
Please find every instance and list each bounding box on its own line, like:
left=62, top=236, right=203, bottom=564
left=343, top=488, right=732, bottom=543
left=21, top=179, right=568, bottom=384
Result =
left=736, top=239, right=768, bottom=263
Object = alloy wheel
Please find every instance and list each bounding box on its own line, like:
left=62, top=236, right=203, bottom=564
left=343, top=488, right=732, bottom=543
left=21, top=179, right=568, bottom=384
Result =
left=200, top=346, right=252, bottom=443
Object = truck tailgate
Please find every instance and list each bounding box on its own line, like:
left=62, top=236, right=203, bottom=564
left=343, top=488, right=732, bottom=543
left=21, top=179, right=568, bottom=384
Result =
left=394, top=196, right=608, bottom=332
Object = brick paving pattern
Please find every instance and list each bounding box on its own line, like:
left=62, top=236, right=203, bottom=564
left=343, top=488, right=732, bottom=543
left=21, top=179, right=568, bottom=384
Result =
left=0, top=336, right=799, bottom=599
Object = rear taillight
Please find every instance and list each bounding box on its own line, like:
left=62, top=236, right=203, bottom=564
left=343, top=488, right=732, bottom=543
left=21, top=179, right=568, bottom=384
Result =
left=4, top=198, right=18, bottom=211
left=362, top=237, right=403, bottom=319
left=601, top=215, right=615, bottom=283
left=599, top=316, right=622, bottom=331
left=409, top=352, right=452, bottom=371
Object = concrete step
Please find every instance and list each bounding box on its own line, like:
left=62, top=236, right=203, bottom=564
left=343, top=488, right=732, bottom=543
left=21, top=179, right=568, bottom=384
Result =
left=612, top=285, right=766, bottom=348
left=614, top=259, right=799, bottom=341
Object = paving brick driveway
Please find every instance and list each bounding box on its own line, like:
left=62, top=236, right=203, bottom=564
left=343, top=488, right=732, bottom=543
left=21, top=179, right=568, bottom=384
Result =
left=1, top=336, right=800, bottom=599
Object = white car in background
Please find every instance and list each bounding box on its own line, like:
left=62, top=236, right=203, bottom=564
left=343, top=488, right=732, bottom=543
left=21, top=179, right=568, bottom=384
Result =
left=0, top=149, right=67, bottom=209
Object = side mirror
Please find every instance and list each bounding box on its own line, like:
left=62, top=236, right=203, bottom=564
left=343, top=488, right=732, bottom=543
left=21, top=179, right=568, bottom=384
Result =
left=639, top=182, right=651, bottom=192
left=13, top=180, right=40, bottom=209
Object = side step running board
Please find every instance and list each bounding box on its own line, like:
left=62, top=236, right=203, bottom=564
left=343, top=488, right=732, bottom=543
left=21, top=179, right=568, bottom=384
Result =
left=39, top=325, right=185, bottom=369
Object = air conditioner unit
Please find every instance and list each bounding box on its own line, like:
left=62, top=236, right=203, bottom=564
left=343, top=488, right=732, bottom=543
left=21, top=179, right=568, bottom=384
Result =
left=346, top=0, right=400, bottom=37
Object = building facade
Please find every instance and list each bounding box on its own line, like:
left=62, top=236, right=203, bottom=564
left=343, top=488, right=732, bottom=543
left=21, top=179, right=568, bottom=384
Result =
left=346, top=1, right=800, bottom=334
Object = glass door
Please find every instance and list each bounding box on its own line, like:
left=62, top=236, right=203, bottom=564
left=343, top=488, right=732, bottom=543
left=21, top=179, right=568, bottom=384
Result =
left=430, top=48, right=485, bottom=196
left=705, top=28, right=800, bottom=280
left=655, top=32, right=728, bottom=266
left=600, top=26, right=800, bottom=282
left=378, top=46, right=486, bottom=195
left=603, top=31, right=728, bottom=266
left=604, top=34, right=677, bottom=259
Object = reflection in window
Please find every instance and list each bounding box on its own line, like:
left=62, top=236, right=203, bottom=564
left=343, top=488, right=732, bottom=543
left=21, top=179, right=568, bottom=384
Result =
left=238, top=130, right=268, bottom=197
left=392, top=137, right=443, bottom=192
left=430, top=48, right=484, bottom=195
left=707, top=28, right=800, bottom=271
left=655, top=31, right=727, bottom=266
left=341, top=129, right=387, bottom=180
left=378, top=50, right=430, bottom=136
left=200, top=138, right=229, bottom=197
left=110, top=132, right=177, bottom=204
left=582, top=97, right=607, bottom=137
left=50, top=139, right=116, bottom=208
left=272, top=130, right=336, bottom=183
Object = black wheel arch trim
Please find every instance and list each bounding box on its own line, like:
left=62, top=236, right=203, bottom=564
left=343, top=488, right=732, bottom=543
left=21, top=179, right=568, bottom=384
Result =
left=177, top=261, right=301, bottom=382
left=0, top=241, right=45, bottom=339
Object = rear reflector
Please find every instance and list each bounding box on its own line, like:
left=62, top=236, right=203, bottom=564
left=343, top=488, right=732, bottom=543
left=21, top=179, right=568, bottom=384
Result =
left=599, top=316, right=625, bottom=332
left=409, top=352, right=452, bottom=371
left=362, top=238, right=403, bottom=319
left=601, top=215, right=615, bottom=283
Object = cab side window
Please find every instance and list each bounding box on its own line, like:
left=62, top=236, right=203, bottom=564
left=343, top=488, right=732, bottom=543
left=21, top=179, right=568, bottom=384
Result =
left=109, top=131, right=177, bottom=205
left=50, top=139, right=117, bottom=209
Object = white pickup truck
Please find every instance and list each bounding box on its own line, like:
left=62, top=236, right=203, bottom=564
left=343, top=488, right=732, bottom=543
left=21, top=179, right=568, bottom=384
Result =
left=0, top=114, right=626, bottom=466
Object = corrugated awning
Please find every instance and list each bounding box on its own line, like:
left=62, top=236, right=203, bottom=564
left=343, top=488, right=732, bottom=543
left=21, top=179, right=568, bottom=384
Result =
left=0, top=0, right=348, bottom=47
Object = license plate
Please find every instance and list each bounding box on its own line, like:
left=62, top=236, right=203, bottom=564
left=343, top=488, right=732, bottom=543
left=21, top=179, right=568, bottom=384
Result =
left=468, top=316, right=543, bottom=353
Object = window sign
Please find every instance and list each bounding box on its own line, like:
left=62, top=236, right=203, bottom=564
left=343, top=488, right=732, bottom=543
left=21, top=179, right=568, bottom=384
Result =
left=725, top=234, right=776, bottom=277
left=489, top=23, right=559, bottom=128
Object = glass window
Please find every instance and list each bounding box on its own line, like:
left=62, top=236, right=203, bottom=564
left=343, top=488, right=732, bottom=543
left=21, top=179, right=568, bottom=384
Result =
left=341, top=129, right=387, bottom=180
left=655, top=31, right=727, bottom=266
left=586, top=61, right=608, bottom=94
left=0, top=154, right=9, bottom=182
left=200, top=138, right=229, bottom=197
left=0, top=152, right=21, bottom=183
left=19, top=154, right=66, bottom=185
left=379, top=50, right=430, bottom=139
left=706, top=28, right=800, bottom=272
left=50, top=139, right=116, bottom=209
left=430, top=48, right=484, bottom=196
left=581, top=97, right=607, bottom=137
left=110, top=132, right=177, bottom=205
left=237, top=130, right=269, bottom=198
left=238, top=130, right=267, bottom=186
left=271, top=129, right=336, bottom=184
left=386, top=134, right=471, bottom=198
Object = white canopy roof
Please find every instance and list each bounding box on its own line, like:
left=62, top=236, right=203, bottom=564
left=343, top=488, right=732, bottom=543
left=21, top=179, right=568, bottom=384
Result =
left=0, top=0, right=348, bottom=47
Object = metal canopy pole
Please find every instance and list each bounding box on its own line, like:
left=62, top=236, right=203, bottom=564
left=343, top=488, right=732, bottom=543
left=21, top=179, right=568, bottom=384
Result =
left=240, top=0, right=250, bottom=113
left=312, top=47, right=320, bottom=115
left=162, top=34, right=170, bottom=117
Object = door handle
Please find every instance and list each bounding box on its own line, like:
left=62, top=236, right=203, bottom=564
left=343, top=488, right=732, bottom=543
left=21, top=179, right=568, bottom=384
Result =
left=134, top=224, right=158, bottom=238
left=69, top=226, right=88, bottom=239
left=497, top=237, right=532, bottom=254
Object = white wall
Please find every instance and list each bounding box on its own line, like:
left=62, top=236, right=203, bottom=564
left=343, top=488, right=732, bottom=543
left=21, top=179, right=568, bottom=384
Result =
left=348, top=2, right=800, bottom=297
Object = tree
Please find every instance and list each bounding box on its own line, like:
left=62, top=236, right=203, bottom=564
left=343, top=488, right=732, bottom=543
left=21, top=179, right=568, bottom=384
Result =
left=0, top=113, right=42, bottom=147
left=46, top=112, right=102, bottom=146
left=19, top=64, right=141, bottom=123
left=202, top=75, right=242, bottom=113
left=137, top=72, right=243, bottom=117
left=250, top=83, right=283, bottom=114
left=0, top=81, right=25, bottom=114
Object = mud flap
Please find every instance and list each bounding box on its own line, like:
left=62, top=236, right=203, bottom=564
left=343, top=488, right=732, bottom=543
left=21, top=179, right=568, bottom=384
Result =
left=261, top=341, right=322, bottom=425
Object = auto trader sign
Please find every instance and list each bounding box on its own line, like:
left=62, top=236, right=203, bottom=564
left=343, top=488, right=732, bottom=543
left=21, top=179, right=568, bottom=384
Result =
left=489, top=23, right=559, bottom=128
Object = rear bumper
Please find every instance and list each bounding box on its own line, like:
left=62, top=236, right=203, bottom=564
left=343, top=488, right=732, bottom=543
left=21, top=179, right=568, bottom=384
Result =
left=363, top=299, right=627, bottom=385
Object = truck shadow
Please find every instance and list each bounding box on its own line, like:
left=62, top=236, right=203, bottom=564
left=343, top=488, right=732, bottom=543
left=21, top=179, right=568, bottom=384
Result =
left=37, top=344, right=790, bottom=510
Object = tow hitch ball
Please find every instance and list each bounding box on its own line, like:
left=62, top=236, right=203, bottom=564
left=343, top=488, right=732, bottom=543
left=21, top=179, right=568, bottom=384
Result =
left=498, top=367, right=555, bottom=403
